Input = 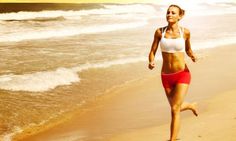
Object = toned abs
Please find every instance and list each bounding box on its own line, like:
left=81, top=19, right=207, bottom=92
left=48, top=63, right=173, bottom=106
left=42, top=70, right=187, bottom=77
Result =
left=161, top=52, right=186, bottom=73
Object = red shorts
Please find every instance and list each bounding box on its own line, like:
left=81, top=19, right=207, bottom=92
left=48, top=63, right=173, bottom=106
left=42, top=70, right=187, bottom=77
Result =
left=161, top=68, right=191, bottom=89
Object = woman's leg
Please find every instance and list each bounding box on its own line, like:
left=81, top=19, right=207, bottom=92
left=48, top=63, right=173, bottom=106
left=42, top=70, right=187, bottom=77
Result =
left=164, top=83, right=190, bottom=141
left=180, top=102, right=198, bottom=116
left=164, top=87, right=198, bottom=116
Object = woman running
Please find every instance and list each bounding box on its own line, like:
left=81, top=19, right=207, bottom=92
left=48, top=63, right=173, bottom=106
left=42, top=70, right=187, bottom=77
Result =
left=148, top=4, right=198, bottom=141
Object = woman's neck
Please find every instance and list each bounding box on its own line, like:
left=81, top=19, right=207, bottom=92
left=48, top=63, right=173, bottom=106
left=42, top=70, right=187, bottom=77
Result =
left=167, top=23, right=179, bottom=32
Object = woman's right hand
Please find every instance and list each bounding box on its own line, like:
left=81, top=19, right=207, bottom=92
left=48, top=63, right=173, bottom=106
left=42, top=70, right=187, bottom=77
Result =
left=148, top=61, right=155, bottom=70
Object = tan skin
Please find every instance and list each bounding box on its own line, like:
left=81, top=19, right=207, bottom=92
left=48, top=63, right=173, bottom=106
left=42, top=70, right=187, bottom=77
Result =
left=148, top=6, right=198, bottom=141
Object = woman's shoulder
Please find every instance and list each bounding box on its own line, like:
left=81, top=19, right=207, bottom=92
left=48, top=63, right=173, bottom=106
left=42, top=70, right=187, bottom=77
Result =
left=155, top=27, right=163, bottom=33
left=157, top=26, right=167, bottom=33
left=180, top=26, right=191, bottom=35
left=154, top=27, right=164, bottom=39
left=154, top=26, right=166, bottom=36
left=180, top=26, right=191, bottom=39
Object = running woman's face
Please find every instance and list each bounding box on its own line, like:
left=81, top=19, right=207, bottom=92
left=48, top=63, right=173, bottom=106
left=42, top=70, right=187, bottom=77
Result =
left=166, top=6, right=181, bottom=23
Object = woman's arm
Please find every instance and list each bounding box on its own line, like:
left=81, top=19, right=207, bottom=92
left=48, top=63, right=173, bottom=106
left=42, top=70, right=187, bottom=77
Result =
left=148, top=28, right=162, bottom=69
left=184, top=28, right=197, bottom=62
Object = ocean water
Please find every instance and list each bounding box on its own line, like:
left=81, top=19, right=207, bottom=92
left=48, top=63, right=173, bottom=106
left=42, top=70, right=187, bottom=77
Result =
left=0, top=2, right=236, bottom=141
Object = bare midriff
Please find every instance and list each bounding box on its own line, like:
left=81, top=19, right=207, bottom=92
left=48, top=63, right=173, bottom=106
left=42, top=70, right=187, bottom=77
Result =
left=161, top=52, right=186, bottom=74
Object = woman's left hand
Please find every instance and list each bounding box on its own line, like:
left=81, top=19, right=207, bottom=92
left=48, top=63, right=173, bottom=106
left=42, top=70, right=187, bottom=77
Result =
left=148, top=61, right=155, bottom=70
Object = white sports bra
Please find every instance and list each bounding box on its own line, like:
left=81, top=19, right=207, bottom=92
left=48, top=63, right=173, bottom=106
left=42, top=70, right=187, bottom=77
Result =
left=160, top=26, right=185, bottom=53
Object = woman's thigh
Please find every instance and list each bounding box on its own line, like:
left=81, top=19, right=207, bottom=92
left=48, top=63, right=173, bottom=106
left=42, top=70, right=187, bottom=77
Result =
left=164, top=83, right=189, bottom=107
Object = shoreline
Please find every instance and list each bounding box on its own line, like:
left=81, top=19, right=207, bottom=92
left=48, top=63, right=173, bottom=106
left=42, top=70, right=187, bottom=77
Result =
left=13, top=43, right=236, bottom=141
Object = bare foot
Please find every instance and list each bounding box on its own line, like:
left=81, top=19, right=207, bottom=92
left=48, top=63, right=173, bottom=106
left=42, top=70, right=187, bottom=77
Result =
left=191, top=102, right=198, bottom=116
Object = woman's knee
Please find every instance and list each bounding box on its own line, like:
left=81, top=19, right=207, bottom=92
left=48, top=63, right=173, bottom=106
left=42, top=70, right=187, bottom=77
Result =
left=171, top=104, right=181, bottom=114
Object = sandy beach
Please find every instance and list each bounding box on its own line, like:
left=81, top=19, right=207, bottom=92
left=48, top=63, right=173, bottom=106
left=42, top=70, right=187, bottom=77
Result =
left=13, top=43, right=236, bottom=141
left=108, top=89, right=236, bottom=141
left=0, top=2, right=235, bottom=141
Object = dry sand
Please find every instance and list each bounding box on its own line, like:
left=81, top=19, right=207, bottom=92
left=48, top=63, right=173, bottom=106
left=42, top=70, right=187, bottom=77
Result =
left=108, top=89, right=236, bottom=141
